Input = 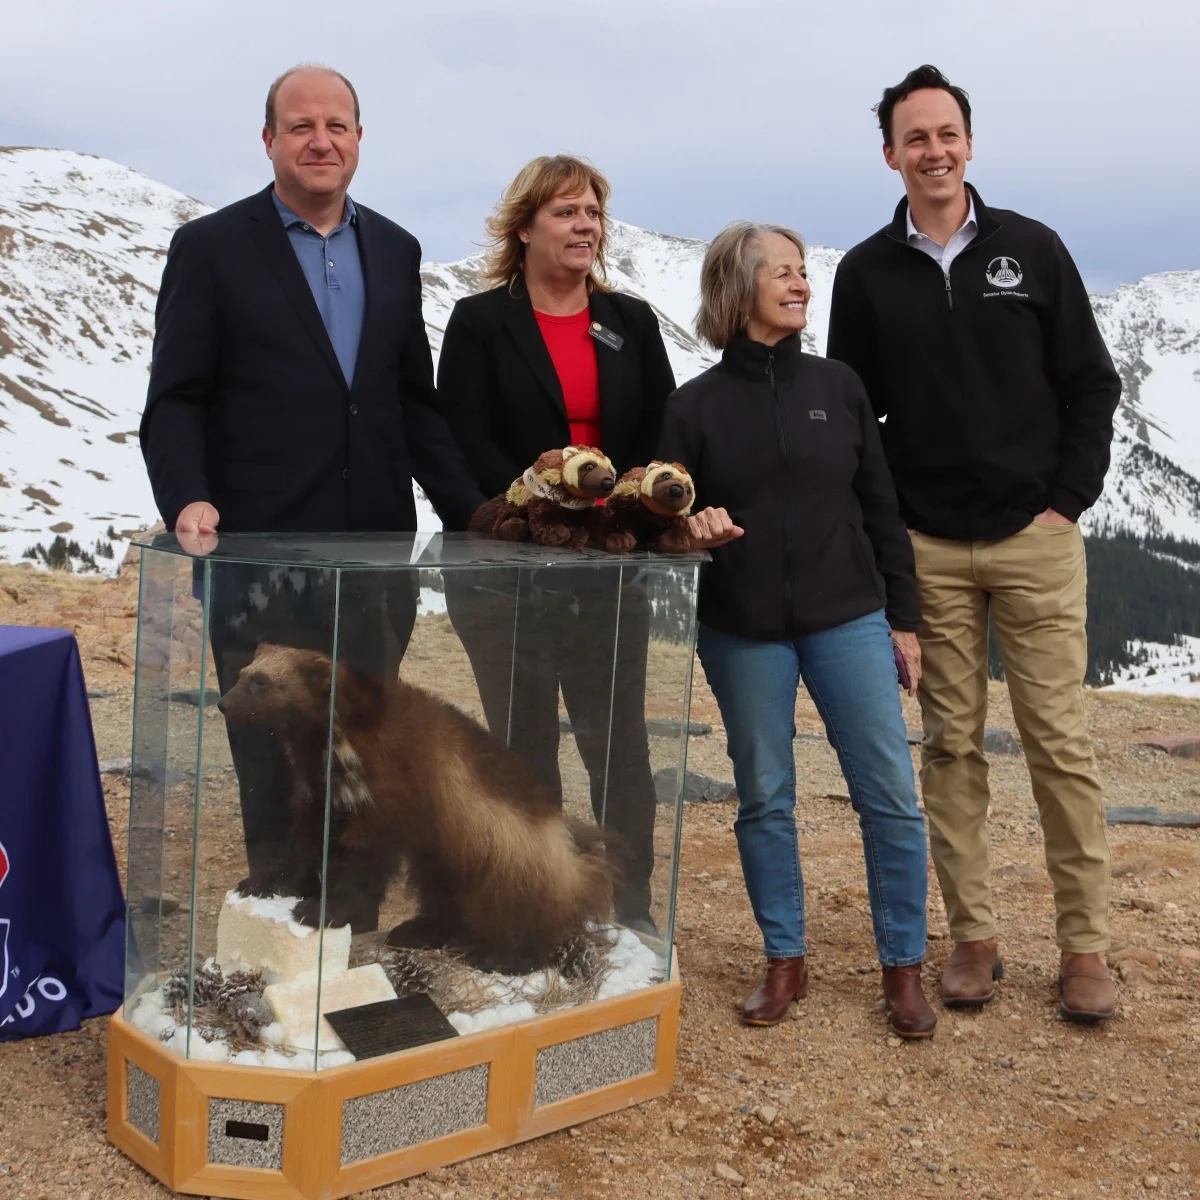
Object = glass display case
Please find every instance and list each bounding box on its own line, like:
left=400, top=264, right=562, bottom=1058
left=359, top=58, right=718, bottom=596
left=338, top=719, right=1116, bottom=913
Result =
left=108, top=531, right=702, bottom=1200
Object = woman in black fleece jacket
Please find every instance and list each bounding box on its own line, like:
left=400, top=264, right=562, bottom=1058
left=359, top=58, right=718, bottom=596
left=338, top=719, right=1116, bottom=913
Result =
left=657, top=222, right=934, bottom=1038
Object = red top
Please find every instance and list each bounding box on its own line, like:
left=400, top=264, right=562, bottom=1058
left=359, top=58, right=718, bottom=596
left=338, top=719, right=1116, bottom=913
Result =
left=535, top=308, right=601, bottom=449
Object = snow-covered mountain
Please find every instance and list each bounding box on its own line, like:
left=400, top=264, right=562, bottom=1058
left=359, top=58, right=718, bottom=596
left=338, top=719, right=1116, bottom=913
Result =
left=2, top=146, right=1199, bottom=567
left=0, top=148, right=207, bottom=565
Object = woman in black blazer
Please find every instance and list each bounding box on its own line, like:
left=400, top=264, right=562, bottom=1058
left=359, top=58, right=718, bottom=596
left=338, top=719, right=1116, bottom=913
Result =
left=438, top=155, right=676, bottom=932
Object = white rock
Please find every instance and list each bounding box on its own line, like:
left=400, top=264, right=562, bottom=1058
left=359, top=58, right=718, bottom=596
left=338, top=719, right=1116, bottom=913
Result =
left=261, top=1051, right=294, bottom=1070
left=130, top=993, right=163, bottom=1033
left=264, top=963, right=396, bottom=1051
left=261, top=1021, right=284, bottom=1046
left=232, top=1050, right=263, bottom=1066
left=319, top=1050, right=356, bottom=1069
left=148, top=1014, right=176, bottom=1038
left=215, top=891, right=350, bottom=985
left=188, top=1035, right=230, bottom=1063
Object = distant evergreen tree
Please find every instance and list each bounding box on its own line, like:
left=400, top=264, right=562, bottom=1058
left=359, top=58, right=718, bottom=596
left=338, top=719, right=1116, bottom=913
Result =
left=987, top=532, right=1200, bottom=685
left=19, top=535, right=100, bottom=573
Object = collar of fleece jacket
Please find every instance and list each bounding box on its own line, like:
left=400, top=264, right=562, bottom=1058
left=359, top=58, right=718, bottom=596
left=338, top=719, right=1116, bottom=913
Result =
left=719, top=330, right=805, bottom=380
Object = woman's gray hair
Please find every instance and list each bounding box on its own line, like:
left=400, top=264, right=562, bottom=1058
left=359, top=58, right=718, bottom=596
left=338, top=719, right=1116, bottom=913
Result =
left=695, top=221, right=806, bottom=349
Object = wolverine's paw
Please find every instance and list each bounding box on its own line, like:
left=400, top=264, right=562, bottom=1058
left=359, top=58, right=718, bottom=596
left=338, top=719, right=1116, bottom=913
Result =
left=605, top=530, right=638, bottom=554
left=289, top=896, right=329, bottom=928
left=323, top=895, right=380, bottom=932
left=385, top=915, right=447, bottom=950
left=289, top=895, right=367, bottom=930
left=236, top=872, right=286, bottom=899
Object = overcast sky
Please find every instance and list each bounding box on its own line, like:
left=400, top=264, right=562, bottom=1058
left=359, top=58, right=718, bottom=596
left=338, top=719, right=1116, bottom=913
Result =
left=3, top=0, right=1197, bottom=293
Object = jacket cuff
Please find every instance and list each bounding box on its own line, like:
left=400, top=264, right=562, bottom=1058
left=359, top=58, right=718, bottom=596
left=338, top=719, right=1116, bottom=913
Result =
left=1047, top=488, right=1086, bottom=523
left=886, top=595, right=922, bottom=633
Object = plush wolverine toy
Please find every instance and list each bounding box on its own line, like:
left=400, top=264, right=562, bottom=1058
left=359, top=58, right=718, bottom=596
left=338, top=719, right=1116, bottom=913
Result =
left=468, top=446, right=617, bottom=549
left=599, top=462, right=696, bottom=553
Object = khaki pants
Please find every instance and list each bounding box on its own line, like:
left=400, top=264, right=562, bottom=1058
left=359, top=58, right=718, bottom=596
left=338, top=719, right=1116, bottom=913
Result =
left=910, top=521, right=1110, bottom=953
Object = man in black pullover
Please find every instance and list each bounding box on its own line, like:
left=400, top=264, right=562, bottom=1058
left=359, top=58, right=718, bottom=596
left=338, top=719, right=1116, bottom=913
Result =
left=827, top=65, right=1121, bottom=1022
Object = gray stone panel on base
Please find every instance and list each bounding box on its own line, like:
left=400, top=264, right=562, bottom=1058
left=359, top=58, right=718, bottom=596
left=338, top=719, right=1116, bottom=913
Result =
left=534, top=1018, right=657, bottom=1108
left=126, top=1063, right=161, bottom=1144
left=207, top=1098, right=285, bottom=1170
left=340, top=1064, right=489, bottom=1166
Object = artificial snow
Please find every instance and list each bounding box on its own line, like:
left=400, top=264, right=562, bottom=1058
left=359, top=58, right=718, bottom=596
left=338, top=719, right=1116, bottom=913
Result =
left=263, top=963, right=396, bottom=1052
left=445, top=926, right=665, bottom=1036
left=126, top=924, right=666, bottom=1067
left=215, top=890, right=350, bottom=984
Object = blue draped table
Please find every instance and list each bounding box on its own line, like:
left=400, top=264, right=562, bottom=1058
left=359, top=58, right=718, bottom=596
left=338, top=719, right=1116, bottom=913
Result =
left=0, top=625, right=125, bottom=1040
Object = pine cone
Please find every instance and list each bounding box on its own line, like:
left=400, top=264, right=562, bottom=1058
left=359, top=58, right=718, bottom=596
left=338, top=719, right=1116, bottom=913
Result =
left=191, top=959, right=224, bottom=1007
left=215, top=969, right=264, bottom=1010
left=160, top=966, right=189, bottom=1008
left=554, top=932, right=604, bottom=981
left=381, top=948, right=436, bottom=998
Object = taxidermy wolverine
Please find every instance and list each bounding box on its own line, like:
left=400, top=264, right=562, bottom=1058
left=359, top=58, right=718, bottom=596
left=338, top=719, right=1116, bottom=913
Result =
left=599, top=462, right=696, bottom=554
left=467, top=446, right=617, bottom=548
left=218, top=644, right=616, bottom=972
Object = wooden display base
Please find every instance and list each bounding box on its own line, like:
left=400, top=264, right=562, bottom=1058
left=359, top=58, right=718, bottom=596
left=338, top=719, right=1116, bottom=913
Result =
left=107, top=961, right=680, bottom=1200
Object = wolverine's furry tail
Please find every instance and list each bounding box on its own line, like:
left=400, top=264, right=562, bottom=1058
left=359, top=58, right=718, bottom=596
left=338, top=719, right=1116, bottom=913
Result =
left=566, top=817, right=622, bottom=919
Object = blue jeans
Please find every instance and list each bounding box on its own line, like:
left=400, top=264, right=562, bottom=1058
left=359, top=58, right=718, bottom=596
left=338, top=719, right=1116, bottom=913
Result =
left=697, top=610, right=928, bottom=966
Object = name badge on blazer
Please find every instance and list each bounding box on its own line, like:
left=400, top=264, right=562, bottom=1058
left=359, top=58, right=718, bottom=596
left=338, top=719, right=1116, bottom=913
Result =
left=588, top=322, right=624, bottom=352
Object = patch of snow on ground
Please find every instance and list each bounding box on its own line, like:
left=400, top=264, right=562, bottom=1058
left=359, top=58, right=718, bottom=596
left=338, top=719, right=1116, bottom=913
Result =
left=1102, top=635, right=1200, bottom=697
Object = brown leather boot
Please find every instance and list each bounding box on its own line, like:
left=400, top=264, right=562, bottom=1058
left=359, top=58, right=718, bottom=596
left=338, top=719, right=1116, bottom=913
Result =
left=882, top=964, right=937, bottom=1039
left=1059, top=952, right=1117, bottom=1022
left=742, top=957, right=808, bottom=1026
left=941, top=939, right=1004, bottom=1008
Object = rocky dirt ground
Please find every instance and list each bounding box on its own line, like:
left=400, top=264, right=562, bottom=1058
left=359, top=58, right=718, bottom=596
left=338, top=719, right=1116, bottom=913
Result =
left=1, top=556, right=1199, bottom=1200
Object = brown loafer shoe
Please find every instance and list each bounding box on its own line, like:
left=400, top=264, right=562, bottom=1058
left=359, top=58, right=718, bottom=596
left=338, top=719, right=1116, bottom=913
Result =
left=1059, top=952, right=1117, bottom=1023
left=882, top=963, right=937, bottom=1039
left=742, top=957, right=808, bottom=1026
left=941, top=939, right=1004, bottom=1008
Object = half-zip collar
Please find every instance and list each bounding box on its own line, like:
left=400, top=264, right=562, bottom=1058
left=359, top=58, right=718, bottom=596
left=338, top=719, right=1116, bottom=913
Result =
left=720, top=331, right=804, bottom=381
left=885, top=182, right=1001, bottom=249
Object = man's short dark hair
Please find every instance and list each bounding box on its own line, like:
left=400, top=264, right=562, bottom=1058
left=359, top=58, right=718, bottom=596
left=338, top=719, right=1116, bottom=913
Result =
left=874, top=65, right=971, bottom=147
left=264, top=64, right=361, bottom=133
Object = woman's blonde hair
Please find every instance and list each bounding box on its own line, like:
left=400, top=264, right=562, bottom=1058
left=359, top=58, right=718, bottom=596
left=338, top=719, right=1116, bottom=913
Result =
left=695, top=221, right=807, bottom=349
left=483, top=155, right=613, bottom=291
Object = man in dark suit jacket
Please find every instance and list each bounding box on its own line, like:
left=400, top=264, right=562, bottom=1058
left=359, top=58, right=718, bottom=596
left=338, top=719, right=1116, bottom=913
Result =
left=140, top=65, right=484, bottom=923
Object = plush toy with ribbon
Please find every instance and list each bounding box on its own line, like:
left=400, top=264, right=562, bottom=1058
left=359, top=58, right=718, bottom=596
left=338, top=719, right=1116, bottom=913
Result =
left=467, top=446, right=617, bottom=549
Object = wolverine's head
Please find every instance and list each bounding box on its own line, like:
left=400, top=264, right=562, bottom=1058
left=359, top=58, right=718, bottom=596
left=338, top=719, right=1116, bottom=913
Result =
left=217, top=644, right=334, bottom=729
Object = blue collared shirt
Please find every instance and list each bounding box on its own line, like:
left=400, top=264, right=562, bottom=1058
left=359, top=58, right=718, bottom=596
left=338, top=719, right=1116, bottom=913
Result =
left=272, top=190, right=365, bottom=387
